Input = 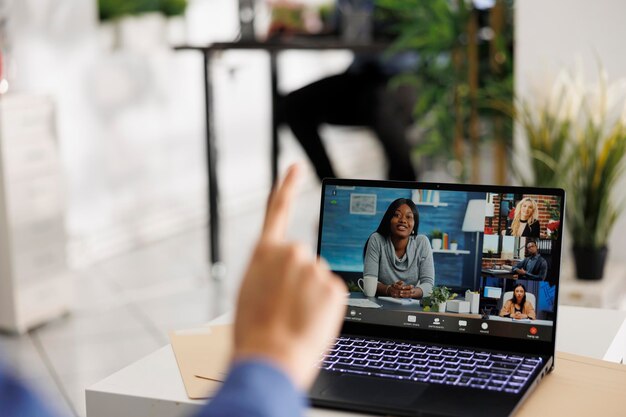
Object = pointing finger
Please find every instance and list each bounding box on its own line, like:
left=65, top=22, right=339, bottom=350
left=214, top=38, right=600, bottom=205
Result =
left=261, top=164, right=301, bottom=243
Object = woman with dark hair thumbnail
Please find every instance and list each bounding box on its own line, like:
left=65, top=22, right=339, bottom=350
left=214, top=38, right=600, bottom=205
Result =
left=363, top=198, right=434, bottom=299
left=499, top=283, right=536, bottom=320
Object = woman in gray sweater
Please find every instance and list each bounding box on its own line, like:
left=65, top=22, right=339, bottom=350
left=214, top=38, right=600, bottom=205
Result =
left=363, top=198, right=435, bottom=299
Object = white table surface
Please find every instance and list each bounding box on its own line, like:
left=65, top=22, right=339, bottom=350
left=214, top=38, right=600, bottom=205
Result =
left=86, top=306, right=626, bottom=417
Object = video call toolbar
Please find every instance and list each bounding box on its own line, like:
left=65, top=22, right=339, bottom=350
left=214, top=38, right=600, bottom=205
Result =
left=345, top=307, right=551, bottom=341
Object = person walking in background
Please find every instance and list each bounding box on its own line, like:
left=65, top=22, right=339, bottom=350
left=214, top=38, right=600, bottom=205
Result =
left=284, top=55, right=417, bottom=181
left=283, top=1, right=418, bottom=181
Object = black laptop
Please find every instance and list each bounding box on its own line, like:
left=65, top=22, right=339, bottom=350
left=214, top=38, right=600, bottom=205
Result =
left=310, top=178, right=565, bottom=416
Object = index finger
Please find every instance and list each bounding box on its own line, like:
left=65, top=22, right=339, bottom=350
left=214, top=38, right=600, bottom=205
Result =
left=261, top=164, right=301, bottom=243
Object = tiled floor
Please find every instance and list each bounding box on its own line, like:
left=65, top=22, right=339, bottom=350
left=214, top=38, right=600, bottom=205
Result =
left=1, top=227, right=216, bottom=417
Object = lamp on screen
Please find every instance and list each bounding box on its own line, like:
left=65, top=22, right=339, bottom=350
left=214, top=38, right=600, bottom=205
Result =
left=463, top=199, right=487, bottom=290
left=485, top=194, right=495, bottom=233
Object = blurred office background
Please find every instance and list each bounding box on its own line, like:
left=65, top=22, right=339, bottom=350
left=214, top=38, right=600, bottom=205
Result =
left=0, top=0, right=625, bottom=416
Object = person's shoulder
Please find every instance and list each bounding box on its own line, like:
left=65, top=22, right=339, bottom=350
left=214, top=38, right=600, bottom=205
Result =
left=414, top=235, right=432, bottom=249
left=529, top=220, right=541, bottom=233
left=415, top=234, right=429, bottom=243
left=369, top=232, right=386, bottom=245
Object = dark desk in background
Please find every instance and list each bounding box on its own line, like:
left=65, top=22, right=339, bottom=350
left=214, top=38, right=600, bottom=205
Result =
left=481, top=268, right=547, bottom=283
left=481, top=268, right=547, bottom=310
left=481, top=268, right=518, bottom=280
left=175, top=39, right=388, bottom=273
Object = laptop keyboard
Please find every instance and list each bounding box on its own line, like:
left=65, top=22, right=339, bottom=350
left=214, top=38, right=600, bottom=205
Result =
left=320, top=336, right=543, bottom=394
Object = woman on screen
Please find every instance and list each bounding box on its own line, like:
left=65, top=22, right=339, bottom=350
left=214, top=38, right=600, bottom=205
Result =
left=504, top=197, right=540, bottom=237
left=499, top=283, right=536, bottom=320
left=363, top=198, right=434, bottom=299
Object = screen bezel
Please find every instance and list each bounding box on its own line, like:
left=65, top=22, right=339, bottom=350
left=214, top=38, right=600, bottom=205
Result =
left=317, top=177, right=565, bottom=359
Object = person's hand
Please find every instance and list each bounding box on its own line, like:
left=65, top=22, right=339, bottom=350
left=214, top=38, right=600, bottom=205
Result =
left=517, top=268, right=527, bottom=276
left=233, top=164, right=347, bottom=390
left=388, top=281, right=420, bottom=298
left=387, top=281, right=406, bottom=297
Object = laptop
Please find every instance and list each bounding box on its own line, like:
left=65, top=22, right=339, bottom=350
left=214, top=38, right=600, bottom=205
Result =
left=309, top=178, right=565, bottom=416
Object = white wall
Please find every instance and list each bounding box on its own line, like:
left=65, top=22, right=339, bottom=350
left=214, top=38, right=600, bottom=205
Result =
left=6, top=0, right=366, bottom=267
left=516, top=0, right=626, bottom=262
left=516, top=0, right=626, bottom=92
left=7, top=0, right=211, bottom=266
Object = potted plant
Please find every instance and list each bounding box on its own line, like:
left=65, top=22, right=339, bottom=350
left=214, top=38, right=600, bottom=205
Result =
left=567, top=110, right=626, bottom=279
left=544, top=201, right=561, bottom=240
left=98, top=0, right=187, bottom=21
left=347, top=281, right=360, bottom=293
left=431, top=229, right=443, bottom=250
left=381, top=0, right=514, bottom=182
left=450, top=239, right=458, bottom=251
left=98, top=0, right=188, bottom=48
left=512, top=66, right=626, bottom=279
left=429, top=286, right=456, bottom=313
left=486, top=249, right=497, bottom=269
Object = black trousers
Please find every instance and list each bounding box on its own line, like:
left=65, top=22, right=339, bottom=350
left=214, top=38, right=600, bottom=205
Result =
left=283, top=68, right=416, bottom=181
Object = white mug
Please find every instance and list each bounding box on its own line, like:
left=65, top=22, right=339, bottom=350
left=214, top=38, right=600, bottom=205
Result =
left=358, top=275, right=378, bottom=297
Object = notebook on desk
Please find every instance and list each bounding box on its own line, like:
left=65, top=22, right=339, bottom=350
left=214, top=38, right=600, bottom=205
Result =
left=309, top=178, right=566, bottom=417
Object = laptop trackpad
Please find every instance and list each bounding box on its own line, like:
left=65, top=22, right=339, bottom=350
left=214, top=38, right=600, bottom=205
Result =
left=320, top=375, right=427, bottom=406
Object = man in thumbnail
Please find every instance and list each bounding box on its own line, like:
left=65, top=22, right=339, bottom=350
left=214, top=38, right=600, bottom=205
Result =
left=512, top=240, right=547, bottom=281
left=363, top=198, right=434, bottom=298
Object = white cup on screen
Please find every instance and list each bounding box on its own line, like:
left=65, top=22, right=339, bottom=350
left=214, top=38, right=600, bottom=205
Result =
left=358, top=275, right=378, bottom=297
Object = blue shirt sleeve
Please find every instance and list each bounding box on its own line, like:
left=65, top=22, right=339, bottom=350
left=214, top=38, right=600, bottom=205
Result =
left=0, top=357, right=306, bottom=417
left=512, top=258, right=527, bottom=273
left=525, top=257, right=548, bottom=280
left=196, top=359, right=307, bottom=417
left=0, top=364, right=60, bottom=417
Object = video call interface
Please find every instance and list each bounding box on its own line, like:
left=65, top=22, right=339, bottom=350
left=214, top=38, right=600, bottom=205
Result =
left=319, top=184, right=563, bottom=342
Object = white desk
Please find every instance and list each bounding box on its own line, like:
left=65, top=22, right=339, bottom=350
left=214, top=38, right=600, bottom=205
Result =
left=559, top=262, right=626, bottom=309
left=86, top=306, right=626, bottom=417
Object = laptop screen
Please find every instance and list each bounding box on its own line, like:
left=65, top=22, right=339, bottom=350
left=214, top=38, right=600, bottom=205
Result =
left=318, top=181, right=564, bottom=342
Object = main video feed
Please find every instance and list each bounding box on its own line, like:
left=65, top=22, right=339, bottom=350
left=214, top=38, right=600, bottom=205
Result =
left=319, top=185, right=563, bottom=341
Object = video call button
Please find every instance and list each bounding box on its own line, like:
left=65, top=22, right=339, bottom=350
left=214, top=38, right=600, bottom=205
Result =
left=529, top=327, right=538, bottom=335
